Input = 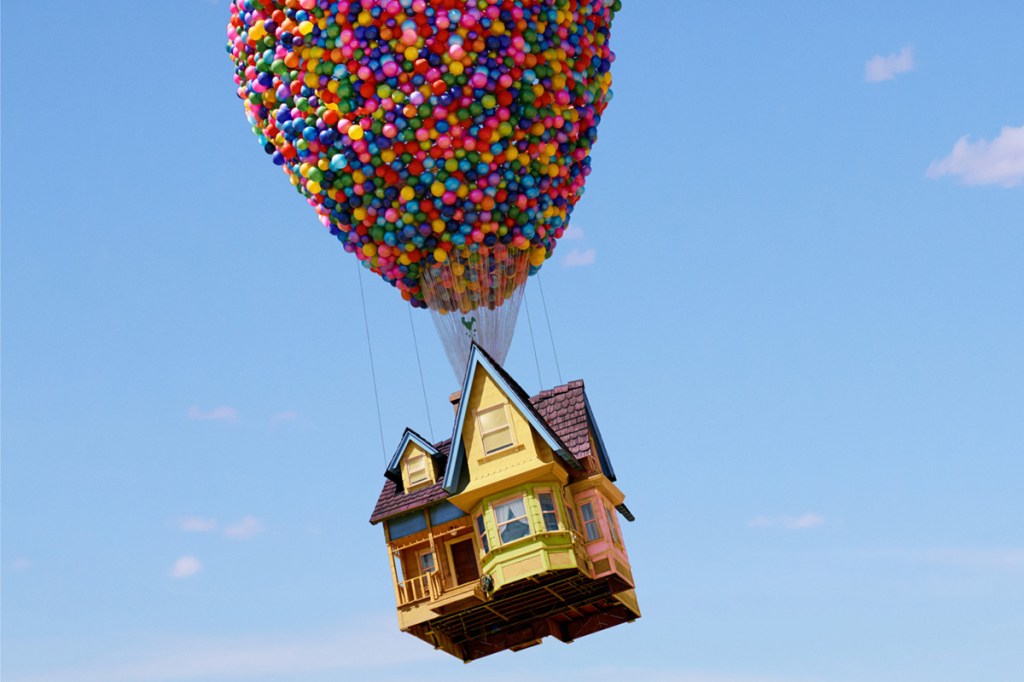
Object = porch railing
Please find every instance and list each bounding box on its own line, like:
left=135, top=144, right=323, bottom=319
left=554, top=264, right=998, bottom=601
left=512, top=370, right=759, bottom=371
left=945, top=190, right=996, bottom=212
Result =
left=396, top=571, right=446, bottom=606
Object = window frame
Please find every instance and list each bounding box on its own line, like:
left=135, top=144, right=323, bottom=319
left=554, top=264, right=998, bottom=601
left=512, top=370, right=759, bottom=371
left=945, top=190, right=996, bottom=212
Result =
left=405, top=451, right=430, bottom=488
left=475, top=513, right=490, bottom=555
left=416, top=547, right=436, bottom=576
left=475, top=403, right=516, bottom=456
left=580, top=501, right=602, bottom=543
left=605, top=507, right=622, bottom=546
left=492, top=494, right=531, bottom=545
left=537, top=490, right=560, bottom=532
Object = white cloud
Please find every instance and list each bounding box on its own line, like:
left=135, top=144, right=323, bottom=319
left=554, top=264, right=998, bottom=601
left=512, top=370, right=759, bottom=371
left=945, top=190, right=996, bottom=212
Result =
left=563, top=224, right=586, bottom=240
left=749, top=513, right=825, bottom=530
left=270, top=410, right=300, bottom=425
left=179, top=517, right=217, bottom=532
left=171, top=556, right=202, bottom=578
left=11, top=557, right=34, bottom=572
left=186, top=405, right=239, bottom=422
left=926, top=124, right=1024, bottom=187
left=864, top=46, right=915, bottom=82
left=223, top=516, right=264, bottom=539
left=562, top=248, right=597, bottom=267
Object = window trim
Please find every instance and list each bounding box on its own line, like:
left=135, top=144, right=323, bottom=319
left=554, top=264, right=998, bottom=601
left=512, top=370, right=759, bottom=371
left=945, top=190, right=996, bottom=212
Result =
left=537, top=490, right=560, bottom=532
left=475, top=513, right=490, bottom=555
left=580, top=501, right=602, bottom=543
left=492, top=494, right=531, bottom=545
left=605, top=507, right=622, bottom=546
left=475, top=403, right=516, bottom=456
left=405, top=451, right=430, bottom=488
left=416, top=547, right=436, bottom=576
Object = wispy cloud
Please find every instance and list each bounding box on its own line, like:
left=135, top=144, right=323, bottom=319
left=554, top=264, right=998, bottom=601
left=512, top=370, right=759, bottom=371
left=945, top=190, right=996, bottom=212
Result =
left=11, top=557, right=34, bottom=572
left=563, top=224, right=586, bottom=240
left=270, top=410, right=300, bottom=425
left=179, top=517, right=217, bottom=532
left=865, top=46, right=915, bottom=82
left=749, top=513, right=825, bottom=530
left=563, top=248, right=597, bottom=267
left=170, top=556, right=202, bottom=579
left=223, top=516, right=264, bottom=539
left=186, top=405, right=239, bottom=422
left=6, top=615, right=434, bottom=682
left=926, top=124, right=1024, bottom=187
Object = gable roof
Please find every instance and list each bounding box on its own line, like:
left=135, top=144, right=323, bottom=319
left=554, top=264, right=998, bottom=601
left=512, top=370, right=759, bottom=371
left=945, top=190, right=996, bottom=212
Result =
left=370, top=439, right=452, bottom=524
left=528, top=380, right=614, bottom=480
left=369, top=347, right=633, bottom=525
left=384, top=428, right=442, bottom=486
left=441, top=344, right=583, bottom=493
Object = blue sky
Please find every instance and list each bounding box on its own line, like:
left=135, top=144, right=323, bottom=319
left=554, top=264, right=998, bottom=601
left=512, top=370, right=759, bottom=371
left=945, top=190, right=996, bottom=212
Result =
left=2, top=1, right=1022, bottom=681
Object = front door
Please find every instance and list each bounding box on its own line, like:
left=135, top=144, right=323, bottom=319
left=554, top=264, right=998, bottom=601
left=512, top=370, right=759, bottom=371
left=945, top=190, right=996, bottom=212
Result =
left=449, top=539, right=480, bottom=586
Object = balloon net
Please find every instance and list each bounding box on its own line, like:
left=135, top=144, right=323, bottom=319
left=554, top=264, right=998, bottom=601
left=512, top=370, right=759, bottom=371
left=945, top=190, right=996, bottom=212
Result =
left=421, top=248, right=530, bottom=379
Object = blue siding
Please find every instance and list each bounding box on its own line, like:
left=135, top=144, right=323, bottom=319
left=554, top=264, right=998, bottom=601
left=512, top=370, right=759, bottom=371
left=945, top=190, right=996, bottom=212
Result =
left=388, top=511, right=427, bottom=540
left=429, top=501, right=467, bottom=525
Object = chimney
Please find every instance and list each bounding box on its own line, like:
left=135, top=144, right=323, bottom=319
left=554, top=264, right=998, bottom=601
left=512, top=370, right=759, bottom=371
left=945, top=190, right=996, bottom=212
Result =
left=449, top=390, right=462, bottom=415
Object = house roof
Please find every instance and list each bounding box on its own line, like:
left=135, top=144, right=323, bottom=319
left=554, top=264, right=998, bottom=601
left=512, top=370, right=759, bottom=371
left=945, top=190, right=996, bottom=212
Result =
left=384, top=428, right=442, bottom=485
left=369, top=345, right=629, bottom=525
left=370, top=439, right=451, bottom=524
left=442, top=344, right=583, bottom=493
left=529, top=380, right=592, bottom=461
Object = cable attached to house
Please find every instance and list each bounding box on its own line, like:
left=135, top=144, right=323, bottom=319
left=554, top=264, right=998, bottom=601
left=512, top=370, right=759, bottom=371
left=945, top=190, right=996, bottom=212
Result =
left=524, top=289, right=544, bottom=390
left=356, top=263, right=388, bottom=463
left=407, top=305, right=435, bottom=442
left=537, top=274, right=563, bottom=386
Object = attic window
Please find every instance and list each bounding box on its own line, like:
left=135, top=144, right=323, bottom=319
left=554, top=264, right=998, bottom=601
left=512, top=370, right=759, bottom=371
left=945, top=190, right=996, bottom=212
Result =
left=405, top=452, right=430, bottom=488
left=477, top=404, right=515, bottom=455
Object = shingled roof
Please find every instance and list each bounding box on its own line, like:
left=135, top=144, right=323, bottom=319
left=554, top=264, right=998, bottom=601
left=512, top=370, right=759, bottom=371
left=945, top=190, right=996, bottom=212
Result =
left=529, top=380, right=591, bottom=462
left=369, top=378, right=604, bottom=525
left=370, top=440, right=451, bottom=524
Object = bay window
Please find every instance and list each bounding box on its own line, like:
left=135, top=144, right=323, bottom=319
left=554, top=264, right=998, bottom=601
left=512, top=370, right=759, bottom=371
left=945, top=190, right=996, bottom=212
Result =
left=493, top=496, right=530, bottom=544
left=538, top=492, right=559, bottom=531
left=580, top=501, right=602, bottom=542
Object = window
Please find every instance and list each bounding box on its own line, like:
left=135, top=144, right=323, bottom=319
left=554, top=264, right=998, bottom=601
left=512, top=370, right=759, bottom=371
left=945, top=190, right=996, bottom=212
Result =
left=406, top=452, right=429, bottom=487
left=538, top=492, right=559, bottom=531
left=418, top=549, right=435, bottom=575
left=605, top=507, right=621, bottom=546
left=475, top=514, right=490, bottom=555
left=580, top=502, right=602, bottom=542
left=477, top=404, right=514, bottom=455
left=566, top=506, right=578, bottom=533
left=493, top=496, right=530, bottom=544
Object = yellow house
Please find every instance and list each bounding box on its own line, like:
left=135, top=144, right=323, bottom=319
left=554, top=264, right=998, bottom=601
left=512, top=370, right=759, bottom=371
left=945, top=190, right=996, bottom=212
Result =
left=369, top=344, right=640, bottom=661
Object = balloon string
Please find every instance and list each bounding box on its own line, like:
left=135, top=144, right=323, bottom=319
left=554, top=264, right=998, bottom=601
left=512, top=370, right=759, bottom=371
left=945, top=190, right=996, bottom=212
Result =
left=356, top=264, right=388, bottom=464
left=407, top=305, right=435, bottom=442
left=537, top=273, right=563, bottom=386
left=524, top=290, right=544, bottom=390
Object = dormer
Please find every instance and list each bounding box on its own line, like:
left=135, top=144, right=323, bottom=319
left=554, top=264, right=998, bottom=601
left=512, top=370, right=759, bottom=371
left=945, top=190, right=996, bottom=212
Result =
left=385, top=429, right=442, bottom=494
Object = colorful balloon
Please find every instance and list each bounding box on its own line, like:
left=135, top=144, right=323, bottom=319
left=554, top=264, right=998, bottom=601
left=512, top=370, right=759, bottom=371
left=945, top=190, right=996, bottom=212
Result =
left=227, top=0, right=620, bottom=371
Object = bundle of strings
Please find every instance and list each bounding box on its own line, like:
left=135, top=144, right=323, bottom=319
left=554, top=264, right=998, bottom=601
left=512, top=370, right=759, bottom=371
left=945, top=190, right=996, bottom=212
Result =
left=421, top=247, right=529, bottom=377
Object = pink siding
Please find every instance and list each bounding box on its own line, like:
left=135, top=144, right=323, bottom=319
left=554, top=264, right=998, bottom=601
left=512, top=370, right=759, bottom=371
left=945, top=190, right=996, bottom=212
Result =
left=572, top=490, right=633, bottom=585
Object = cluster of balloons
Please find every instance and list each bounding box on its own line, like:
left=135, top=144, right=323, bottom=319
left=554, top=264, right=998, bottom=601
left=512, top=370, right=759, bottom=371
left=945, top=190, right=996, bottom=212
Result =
left=227, top=0, right=619, bottom=310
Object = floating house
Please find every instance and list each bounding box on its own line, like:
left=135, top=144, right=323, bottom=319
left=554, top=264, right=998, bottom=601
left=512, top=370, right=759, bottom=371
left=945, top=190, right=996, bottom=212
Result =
left=369, top=344, right=640, bottom=661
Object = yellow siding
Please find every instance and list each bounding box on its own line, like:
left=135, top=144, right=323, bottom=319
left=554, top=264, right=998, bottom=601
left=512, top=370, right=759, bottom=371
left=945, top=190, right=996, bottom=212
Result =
left=400, top=442, right=436, bottom=491
left=451, top=371, right=564, bottom=507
